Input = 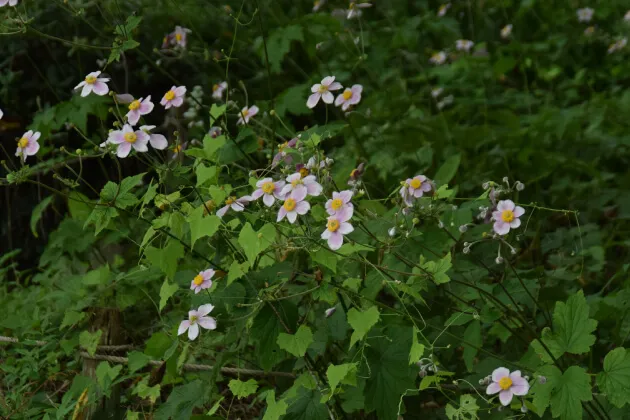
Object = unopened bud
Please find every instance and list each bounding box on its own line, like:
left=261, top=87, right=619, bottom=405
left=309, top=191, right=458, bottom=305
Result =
left=538, top=376, right=546, bottom=384
left=463, top=247, right=470, bottom=254
left=388, top=227, right=397, bottom=237
left=521, top=405, right=528, bottom=413
left=438, top=220, right=444, bottom=228
left=495, top=256, right=504, bottom=264
left=76, top=149, right=82, bottom=155
left=502, top=176, right=509, bottom=183
left=325, top=307, right=336, bottom=318
left=412, top=218, right=420, bottom=225
left=459, top=225, right=468, bottom=233
left=482, top=181, right=490, bottom=189
left=269, top=109, right=276, bottom=116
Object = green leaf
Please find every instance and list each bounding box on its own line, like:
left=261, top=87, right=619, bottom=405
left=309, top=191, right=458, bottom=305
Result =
left=210, top=103, right=227, bottom=124
left=80, top=330, right=103, bottom=356
left=68, top=191, right=92, bottom=221
left=127, top=351, right=152, bottom=373
left=227, top=260, right=249, bottom=285
left=347, top=306, right=380, bottom=349
left=133, top=377, right=161, bottom=404
left=422, top=252, right=452, bottom=284
left=434, top=154, right=461, bottom=185
left=61, top=310, right=85, bottom=329
left=462, top=321, right=481, bottom=372
left=532, top=365, right=592, bottom=419
left=144, top=332, right=173, bottom=359
left=96, top=362, right=122, bottom=396
left=312, top=248, right=337, bottom=273
left=263, top=25, right=304, bottom=73
left=195, top=163, right=218, bottom=187
left=83, top=265, right=110, bottom=285
left=188, top=206, right=221, bottom=248
left=30, top=195, right=53, bottom=237
left=531, top=291, right=597, bottom=363
left=159, top=278, right=178, bottom=312
left=445, top=394, right=479, bottom=420
left=154, top=380, right=206, bottom=420
left=597, top=348, right=630, bottom=408
left=238, top=223, right=276, bottom=266
left=145, top=241, right=185, bottom=280
left=277, top=325, right=314, bottom=357
left=252, top=304, right=298, bottom=370
left=409, top=326, right=425, bottom=365
left=263, top=390, right=288, bottom=420
left=364, top=326, right=417, bottom=420
left=228, top=379, right=258, bottom=399
left=326, top=363, right=357, bottom=400
left=206, top=397, right=225, bottom=416
left=284, top=387, right=328, bottom=420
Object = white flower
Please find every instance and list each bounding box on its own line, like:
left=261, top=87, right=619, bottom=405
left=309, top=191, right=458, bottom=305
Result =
left=160, top=86, right=186, bottom=109
left=280, top=172, right=323, bottom=198
left=431, top=87, right=443, bottom=98
left=577, top=7, right=594, bottom=23
left=15, top=130, right=41, bottom=162
left=277, top=192, right=311, bottom=223
left=501, top=24, right=513, bottom=39
left=608, top=38, right=627, bottom=54
left=429, top=51, right=447, bottom=65
left=307, top=76, right=343, bottom=108
left=74, top=71, right=110, bottom=97
left=334, top=84, right=363, bottom=111
left=216, top=195, right=252, bottom=218
left=625, top=10, right=630, bottom=22
left=456, top=39, right=474, bottom=52
left=139, top=125, right=168, bottom=150
left=486, top=367, right=529, bottom=406
left=347, top=1, right=372, bottom=19
left=313, top=0, right=326, bottom=12
left=177, top=304, right=217, bottom=341
left=0, top=0, right=19, bottom=7
left=212, top=81, right=227, bottom=100
left=437, top=3, right=450, bottom=17
left=321, top=212, right=354, bottom=250
left=492, top=200, right=525, bottom=235
left=237, top=105, right=259, bottom=125
left=251, top=177, right=286, bottom=207
left=126, top=96, right=154, bottom=126
left=106, top=124, right=150, bottom=158
left=190, top=269, right=214, bottom=294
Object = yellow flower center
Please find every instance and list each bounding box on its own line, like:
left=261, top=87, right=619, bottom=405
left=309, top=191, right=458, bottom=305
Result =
left=85, top=75, right=97, bottom=84
left=212, top=84, right=219, bottom=92
left=410, top=178, right=422, bottom=189
left=225, top=196, right=236, bottom=205
left=299, top=167, right=310, bottom=178
left=175, top=33, right=183, bottom=42
left=278, top=141, right=288, bottom=152
left=193, top=274, right=204, bottom=286
left=283, top=198, right=296, bottom=212
left=17, top=137, right=29, bottom=148
left=164, top=90, right=176, bottom=101
left=190, top=315, right=198, bottom=323
left=349, top=2, right=355, bottom=9
left=498, top=377, right=513, bottom=390
left=327, top=219, right=340, bottom=232
left=314, top=0, right=320, bottom=6
left=331, top=198, right=343, bottom=211
left=242, top=109, right=249, bottom=117
left=262, top=181, right=275, bottom=194
left=291, top=178, right=303, bottom=187
left=318, top=84, right=329, bottom=93
left=343, top=90, right=353, bottom=100
left=173, top=144, right=182, bottom=153
left=124, top=132, right=137, bottom=143
left=128, top=100, right=140, bottom=111
left=501, top=210, right=515, bottom=223
left=203, top=200, right=216, bottom=215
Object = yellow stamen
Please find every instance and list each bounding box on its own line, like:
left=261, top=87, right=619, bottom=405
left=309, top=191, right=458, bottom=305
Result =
left=327, top=219, right=340, bottom=232
left=124, top=132, right=137, bottom=143
left=278, top=141, right=288, bottom=152
left=299, top=167, right=309, bottom=178
left=410, top=178, right=422, bottom=189
left=342, top=89, right=353, bottom=100
left=350, top=168, right=358, bottom=178
left=318, top=85, right=328, bottom=93
left=331, top=198, right=343, bottom=211
left=501, top=210, right=515, bottom=223
left=17, top=137, right=28, bottom=148
left=85, top=75, right=97, bottom=84
left=175, top=33, right=182, bottom=42
left=283, top=198, right=296, bottom=211
left=241, top=109, right=249, bottom=117
left=190, top=315, right=198, bottom=323
left=291, top=178, right=303, bottom=187
left=498, top=377, right=513, bottom=390
left=128, top=100, right=140, bottom=111
left=212, top=84, right=219, bottom=91
left=164, top=90, right=176, bottom=101
left=173, top=144, right=182, bottom=154
left=225, top=196, right=236, bottom=205
left=262, top=181, right=275, bottom=194
left=193, top=274, right=204, bottom=286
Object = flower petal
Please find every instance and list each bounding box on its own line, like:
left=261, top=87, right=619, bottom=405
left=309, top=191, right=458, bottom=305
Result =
left=307, top=93, right=321, bottom=108
left=198, top=303, right=215, bottom=316
left=263, top=193, right=275, bottom=207
left=149, top=134, right=168, bottom=150
left=492, top=367, right=510, bottom=383
left=322, top=91, right=334, bottom=104
left=328, top=232, right=343, bottom=250
left=177, top=320, right=190, bottom=335
left=514, top=206, right=525, bottom=217
left=498, top=389, right=513, bottom=406
left=486, top=382, right=501, bottom=395
left=188, top=323, right=199, bottom=340
left=198, top=316, right=217, bottom=330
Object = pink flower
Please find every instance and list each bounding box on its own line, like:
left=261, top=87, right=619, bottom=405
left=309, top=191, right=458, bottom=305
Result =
left=212, top=81, right=228, bottom=100
left=209, top=126, right=222, bottom=138
left=172, top=26, right=191, bottom=48
left=335, top=84, right=362, bottom=111
left=139, top=125, right=168, bottom=150
left=190, top=269, right=215, bottom=294
left=280, top=172, right=323, bottom=198
left=177, top=304, right=217, bottom=341
left=272, top=138, right=298, bottom=167
left=252, top=177, right=286, bottom=207
left=126, top=96, right=154, bottom=126
left=492, top=200, right=525, bottom=235
left=0, top=0, right=18, bottom=7
left=237, top=105, right=259, bottom=125
left=15, top=130, right=41, bottom=162
left=486, top=367, right=529, bottom=406
left=160, top=86, right=186, bottom=109
left=347, top=1, right=372, bottom=19
left=277, top=192, right=310, bottom=223
left=307, top=76, right=342, bottom=108
left=107, top=124, right=150, bottom=158
left=456, top=40, right=474, bottom=52
left=326, top=190, right=354, bottom=219
left=399, top=175, right=432, bottom=206
left=321, top=212, right=354, bottom=250
left=216, top=195, right=252, bottom=218
left=74, top=71, right=110, bottom=97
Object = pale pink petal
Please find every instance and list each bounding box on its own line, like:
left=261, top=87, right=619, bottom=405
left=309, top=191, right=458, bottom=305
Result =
left=202, top=269, right=215, bottom=279
left=74, top=81, right=86, bottom=90
left=198, top=316, right=217, bottom=330
left=328, top=82, right=342, bottom=91
left=174, top=86, right=187, bottom=96
left=321, top=76, right=335, bottom=86
left=251, top=189, right=264, bottom=200
left=178, top=320, right=190, bottom=335
left=510, top=376, right=529, bottom=396
left=497, top=200, right=515, bottom=212
left=339, top=190, right=353, bottom=202
left=139, top=96, right=154, bottom=113
left=116, top=93, right=134, bottom=104
left=341, top=102, right=351, bottom=111
left=295, top=201, right=311, bottom=215
left=510, top=218, right=521, bottom=229
left=116, top=142, right=132, bottom=158
left=188, top=323, right=199, bottom=340
left=321, top=229, right=332, bottom=240
left=30, top=132, right=41, bottom=142
left=325, top=200, right=334, bottom=215
left=256, top=177, right=272, bottom=187
left=81, top=84, right=93, bottom=97
left=328, top=232, right=343, bottom=250
left=322, top=91, right=334, bottom=104
left=248, top=106, right=259, bottom=117
left=494, top=221, right=510, bottom=235
left=287, top=211, right=298, bottom=223
left=492, top=367, right=510, bottom=383
left=216, top=205, right=230, bottom=218
left=335, top=94, right=346, bottom=106
left=305, top=181, right=322, bottom=196
left=24, top=142, right=40, bottom=156
left=337, top=205, right=354, bottom=220
left=307, top=93, right=321, bottom=108
left=280, top=184, right=293, bottom=197
left=263, top=193, right=275, bottom=207
left=92, top=81, right=109, bottom=96
left=171, top=97, right=184, bottom=107
left=149, top=134, right=168, bottom=150
left=514, top=206, right=525, bottom=217
left=486, top=382, right=501, bottom=395
left=498, top=389, right=513, bottom=406
left=127, top=111, right=140, bottom=126
left=311, top=84, right=322, bottom=93
left=338, top=222, right=354, bottom=235
left=161, top=97, right=169, bottom=107
left=197, top=304, right=214, bottom=316
left=292, top=185, right=308, bottom=202
left=277, top=207, right=287, bottom=221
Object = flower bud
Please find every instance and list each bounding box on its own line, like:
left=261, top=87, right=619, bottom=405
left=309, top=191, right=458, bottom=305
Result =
left=463, top=246, right=470, bottom=254
left=516, top=181, right=525, bottom=191
left=482, top=181, right=490, bottom=189
left=325, top=307, right=336, bottom=318
left=521, top=405, right=528, bottom=413
left=459, top=225, right=468, bottom=233
left=388, top=227, right=397, bottom=237
left=538, top=376, right=546, bottom=384
left=412, top=218, right=420, bottom=225
left=495, top=256, right=504, bottom=264
left=502, top=176, right=509, bottom=183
